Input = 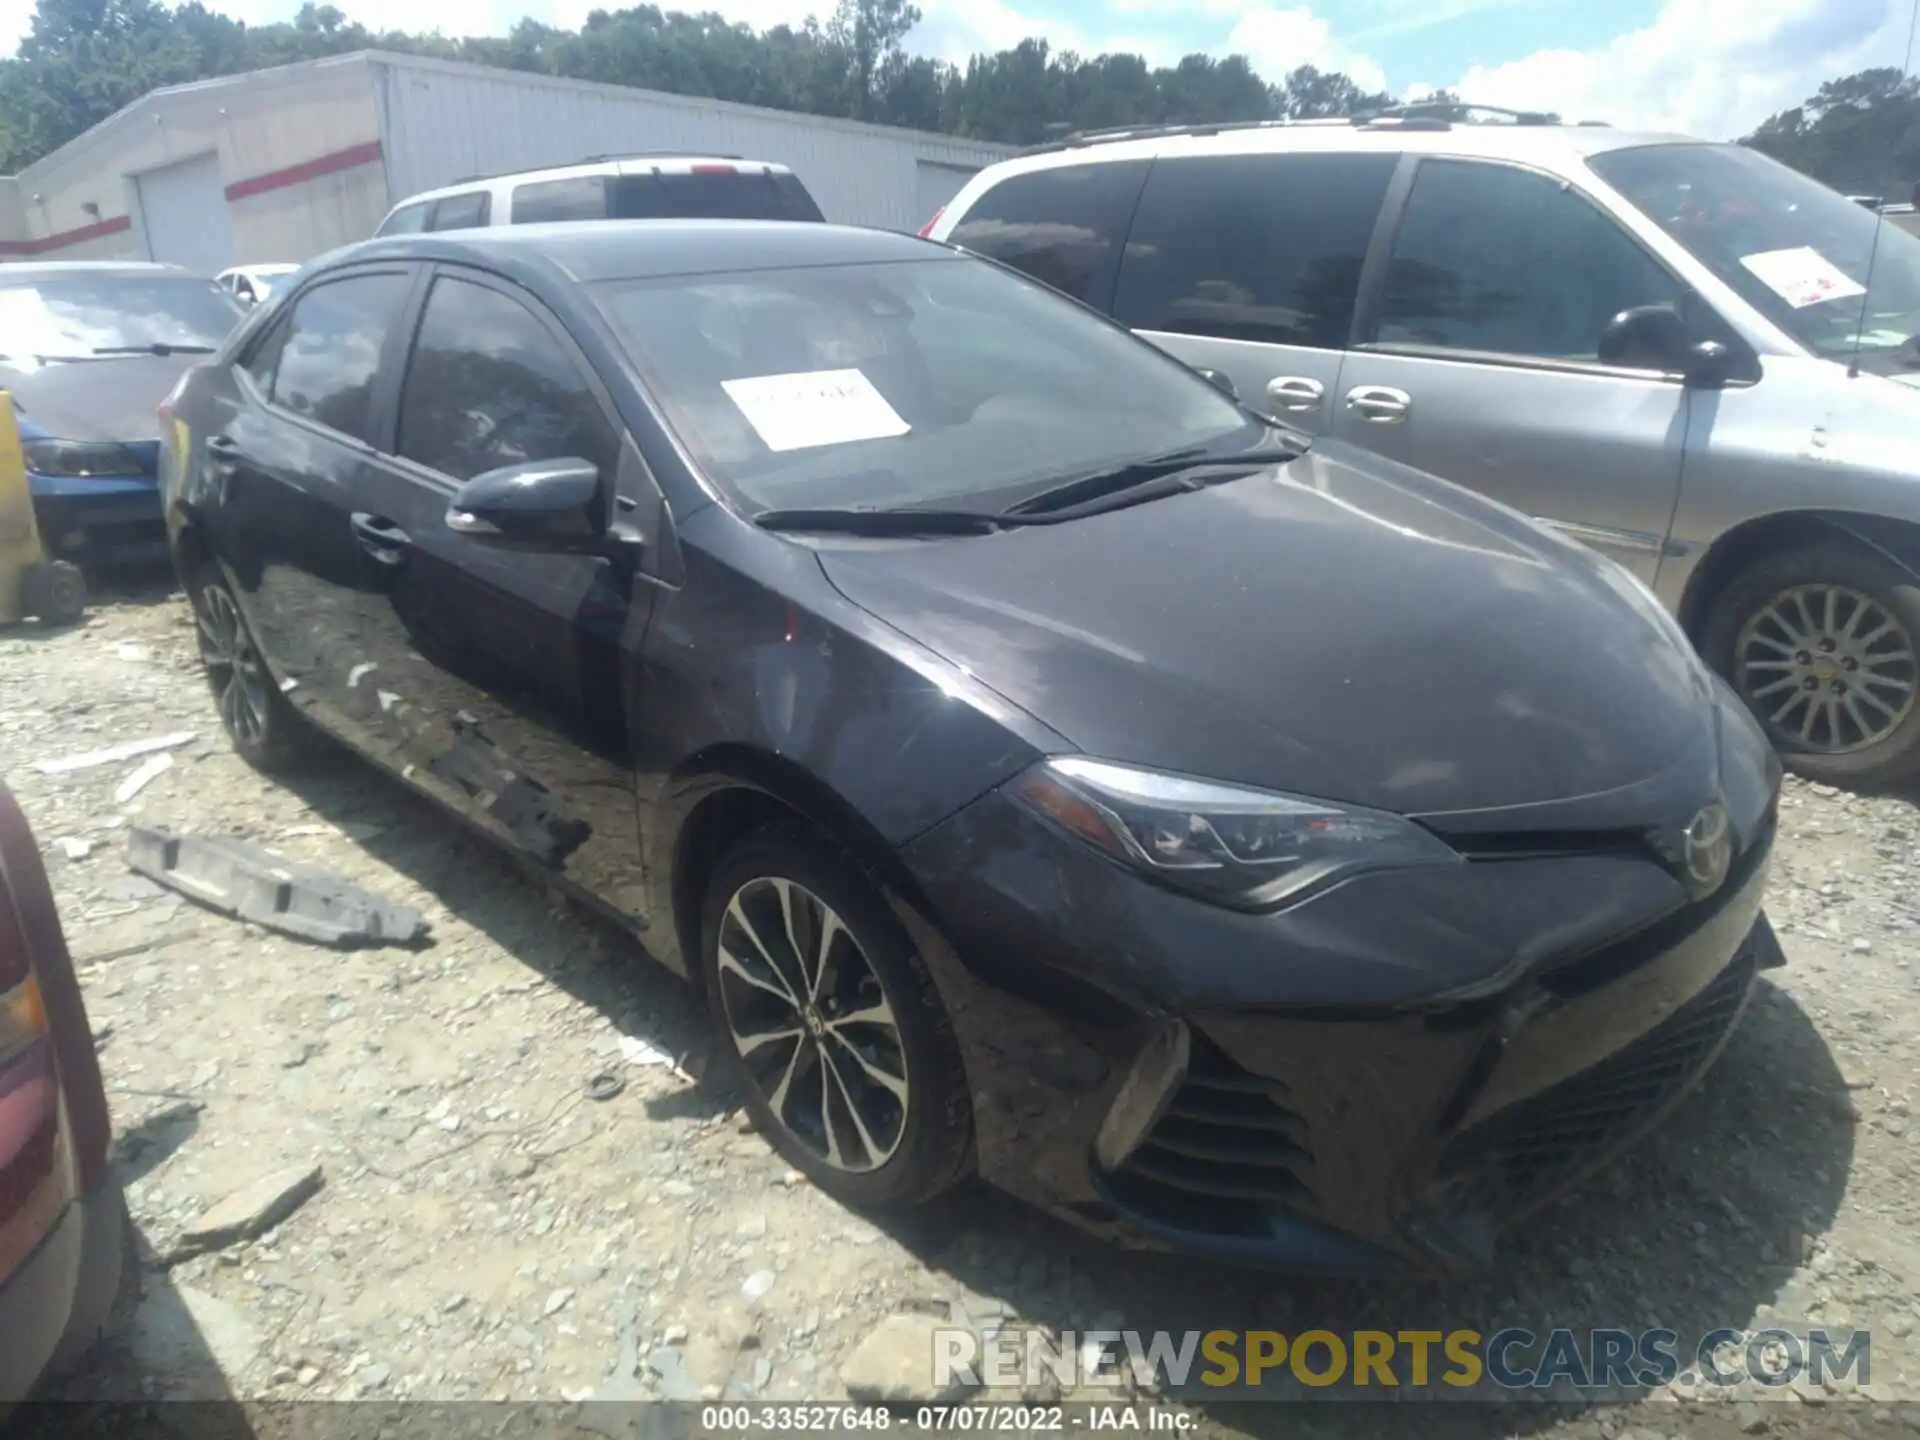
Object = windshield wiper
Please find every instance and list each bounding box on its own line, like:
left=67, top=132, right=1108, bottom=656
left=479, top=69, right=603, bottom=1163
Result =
left=1001, top=441, right=1304, bottom=518
left=753, top=507, right=1010, bottom=536
left=90, top=343, right=216, bottom=357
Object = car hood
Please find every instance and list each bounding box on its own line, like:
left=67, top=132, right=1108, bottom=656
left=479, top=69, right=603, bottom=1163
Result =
left=816, top=441, right=1716, bottom=818
left=0, top=354, right=199, bottom=443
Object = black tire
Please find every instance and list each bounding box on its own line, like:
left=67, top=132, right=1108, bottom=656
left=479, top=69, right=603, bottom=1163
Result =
left=698, top=824, right=973, bottom=1208
left=1703, top=540, right=1920, bottom=787
left=190, top=564, right=314, bottom=772
left=21, top=560, right=85, bottom=625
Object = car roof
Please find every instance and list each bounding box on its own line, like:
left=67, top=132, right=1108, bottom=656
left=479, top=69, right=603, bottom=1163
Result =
left=343, top=218, right=951, bottom=285
left=389, top=155, right=800, bottom=212
left=0, top=261, right=197, bottom=282
left=974, top=120, right=1707, bottom=188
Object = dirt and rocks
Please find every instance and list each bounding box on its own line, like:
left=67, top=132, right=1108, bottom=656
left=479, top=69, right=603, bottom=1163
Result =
left=8, top=584, right=1920, bottom=1440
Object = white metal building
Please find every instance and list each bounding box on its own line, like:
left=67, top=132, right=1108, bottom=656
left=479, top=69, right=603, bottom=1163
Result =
left=0, top=50, right=1013, bottom=270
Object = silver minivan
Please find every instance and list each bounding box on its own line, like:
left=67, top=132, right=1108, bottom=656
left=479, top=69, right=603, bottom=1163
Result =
left=928, top=111, right=1920, bottom=787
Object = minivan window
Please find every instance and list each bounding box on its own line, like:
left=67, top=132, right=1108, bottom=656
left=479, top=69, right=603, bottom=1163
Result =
left=397, top=276, right=618, bottom=484
left=608, top=171, right=823, bottom=223
left=1370, top=159, right=1683, bottom=362
left=378, top=202, right=431, bottom=236
left=597, top=256, right=1259, bottom=513
left=1115, top=153, right=1396, bottom=349
left=1591, top=142, right=1920, bottom=375
left=430, top=192, right=491, bottom=232
left=268, top=273, right=413, bottom=442
left=947, top=161, right=1150, bottom=309
left=512, top=176, right=608, bottom=224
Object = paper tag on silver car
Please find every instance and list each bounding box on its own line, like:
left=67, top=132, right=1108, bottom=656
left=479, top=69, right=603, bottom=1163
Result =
left=722, top=368, right=910, bottom=453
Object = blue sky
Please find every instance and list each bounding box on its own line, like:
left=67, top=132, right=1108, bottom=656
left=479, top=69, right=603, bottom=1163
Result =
left=4, top=0, right=1912, bottom=139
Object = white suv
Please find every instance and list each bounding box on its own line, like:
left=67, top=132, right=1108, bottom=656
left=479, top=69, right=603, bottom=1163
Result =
left=375, top=153, right=825, bottom=236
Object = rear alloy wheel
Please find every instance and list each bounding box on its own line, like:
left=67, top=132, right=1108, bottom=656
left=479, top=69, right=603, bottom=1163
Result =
left=1706, top=542, right=1920, bottom=787
left=193, top=567, right=312, bottom=771
left=700, top=826, right=971, bottom=1207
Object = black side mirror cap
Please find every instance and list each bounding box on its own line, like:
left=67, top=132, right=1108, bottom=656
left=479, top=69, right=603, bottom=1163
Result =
left=1683, top=339, right=1734, bottom=390
left=1598, top=304, right=1692, bottom=371
left=446, top=457, right=608, bottom=554
left=1194, top=367, right=1238, bottom=399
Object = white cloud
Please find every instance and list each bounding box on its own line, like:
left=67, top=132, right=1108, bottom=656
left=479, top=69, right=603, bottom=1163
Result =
left=1224, top=5, right=1388, bottom=91
left=1347, top=0, right=1546, bottom=44
left=1453, top=0, right=1913, bottom=138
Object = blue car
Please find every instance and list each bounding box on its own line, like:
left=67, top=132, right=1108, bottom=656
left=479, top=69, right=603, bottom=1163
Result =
left=1, top=263, right=246, bottom=567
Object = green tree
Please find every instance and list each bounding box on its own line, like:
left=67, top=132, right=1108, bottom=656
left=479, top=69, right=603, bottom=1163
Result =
left=1744, top=68, right=1920, bottom=201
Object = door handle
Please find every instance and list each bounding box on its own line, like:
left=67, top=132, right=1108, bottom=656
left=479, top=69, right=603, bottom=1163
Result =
left=205, top=434, right=243, bottom=473
left=1345, top=386, right=1412, bottom=424
left=350, top=511, right=410, bottom=565
left=1266, top=376, right=1325, bottom=414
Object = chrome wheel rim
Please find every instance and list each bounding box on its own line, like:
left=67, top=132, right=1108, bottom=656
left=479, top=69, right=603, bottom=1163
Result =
left=196, top=584, right=271, bottom=748
left=1736, top=583, right=1917, bottom=753
left=716, top=878, right=908, bottom=1173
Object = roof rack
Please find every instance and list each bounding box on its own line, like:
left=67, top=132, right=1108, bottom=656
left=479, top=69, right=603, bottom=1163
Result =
left=1016, top=101, right=1573, bottom=155
left=576, top=151, right=747, bottom=164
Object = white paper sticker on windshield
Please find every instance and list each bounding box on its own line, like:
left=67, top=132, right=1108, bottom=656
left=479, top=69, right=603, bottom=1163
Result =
left=1739, top=246, right=1868, bottom=309
left=721, top=368, right=910, bottom=453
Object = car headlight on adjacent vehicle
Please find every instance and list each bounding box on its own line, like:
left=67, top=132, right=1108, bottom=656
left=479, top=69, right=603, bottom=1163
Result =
left=23, top=438, right=145, bottom=478
left=1011, top=756, right=1461, bottom=907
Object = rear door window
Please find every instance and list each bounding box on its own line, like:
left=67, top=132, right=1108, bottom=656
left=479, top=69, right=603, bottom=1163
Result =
left=378, top=202, right=431, bottom=236
left=947, top=160, right=1150, bottom=310
left=1113, top=152, right=1396, bottom=349
left=267, top=273, right=414, bottom=442
left=429, top=192, right=491, bottom=231
left=396, top=275, right=619, bottom=484
left=608, top=171, right=823, bottom=222
left=511, top=176, right=609, bottom=223
left=1369, top=159, right=1684, bottom=362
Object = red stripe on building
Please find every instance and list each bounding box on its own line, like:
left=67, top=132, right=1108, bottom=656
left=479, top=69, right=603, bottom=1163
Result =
left=225, top=140, right=383, bottom=202
left=0, top=214, right=134, bottom=256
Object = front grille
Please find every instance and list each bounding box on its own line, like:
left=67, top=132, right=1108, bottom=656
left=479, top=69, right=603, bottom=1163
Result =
left=1099, top=1034, right=1314, bottom=1236
left=1423, top=945, right=1757, bottom=1232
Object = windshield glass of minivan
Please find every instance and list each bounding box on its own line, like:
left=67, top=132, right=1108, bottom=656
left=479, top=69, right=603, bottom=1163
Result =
left=596, top=256, right=1262, bottom=513
left=0, top=275, right=245, bottom=363
left=1591, top=142, right=1920, bottom=371
left=611, top=172, right=824, bottom=222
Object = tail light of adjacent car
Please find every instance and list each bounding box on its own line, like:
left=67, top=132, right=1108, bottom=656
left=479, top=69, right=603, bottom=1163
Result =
left=918, top=206, right=945, bottom=237
left=0, top=856, right=62, bottom=1285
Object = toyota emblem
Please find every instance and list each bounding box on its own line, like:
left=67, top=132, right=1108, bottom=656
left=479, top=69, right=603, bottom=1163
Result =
left=1681, top=801, right=1733, bottom=897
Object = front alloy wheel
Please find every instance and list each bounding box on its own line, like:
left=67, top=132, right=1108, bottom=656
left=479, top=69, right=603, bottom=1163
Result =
left=1733, top=583, right=1917, bottom=754
left=700, top=825, right=973, bottom=1207
left=1707, top=541, right=1920, bottom=787
left=716, top=877, right=909, bottom=1173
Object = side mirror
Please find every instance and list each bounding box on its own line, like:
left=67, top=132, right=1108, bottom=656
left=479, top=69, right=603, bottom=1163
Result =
left=1194, top=367, right=1238, bottom=399
left=446, top=457, right=606, bottom=552
left=1599, top=305, right=1735, bottom=389
left=1598, top=304, right=1691, bottom=371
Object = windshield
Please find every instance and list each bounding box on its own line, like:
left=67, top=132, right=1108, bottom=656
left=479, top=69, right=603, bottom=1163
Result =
left=0, top=274, right=245, bottom=363
left=596, top=256, right=1259, bottom=513
left=1590, top=143, right=1920, bottom=374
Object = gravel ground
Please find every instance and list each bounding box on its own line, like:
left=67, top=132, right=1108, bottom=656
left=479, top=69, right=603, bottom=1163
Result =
left=8, top=584, right=1920, bottom=1440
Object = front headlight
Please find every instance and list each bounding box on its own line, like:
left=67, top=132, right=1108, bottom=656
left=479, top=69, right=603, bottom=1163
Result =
left=1010, top=756, right=1460, bottom=907
left=23, top=438, right=145, bottom=478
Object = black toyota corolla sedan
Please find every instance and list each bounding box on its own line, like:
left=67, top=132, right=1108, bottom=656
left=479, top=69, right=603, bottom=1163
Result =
left=158, top=220, right=1782, bottom=1273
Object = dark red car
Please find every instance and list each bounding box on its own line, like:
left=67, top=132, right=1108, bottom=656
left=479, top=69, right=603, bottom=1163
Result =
left=0, top=780, right=122, bottom=1403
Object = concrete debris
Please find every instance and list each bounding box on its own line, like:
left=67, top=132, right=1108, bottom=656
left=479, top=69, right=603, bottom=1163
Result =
left=34, top=730, right=193, bottom=774
left=179, top=1164, right=324, bottom=1253
left=114, top=752, right=172, bottom=803
left=618, top=1033, right=691, bottom=1080
left=59, top=836, right=92, bottom=859
left=839, top=1313, right=979, bottom=1404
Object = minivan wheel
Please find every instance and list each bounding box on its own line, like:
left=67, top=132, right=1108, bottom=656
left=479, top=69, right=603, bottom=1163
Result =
left=192, top=566, right=312, bottom=772
left=1704, top=542, right=1920, bottom=786
left=698, top=826, right=972, bottom=1208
